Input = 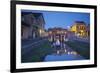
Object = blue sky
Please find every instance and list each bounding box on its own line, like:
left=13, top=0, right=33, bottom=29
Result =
left=22, top=10, right=90, bottom=30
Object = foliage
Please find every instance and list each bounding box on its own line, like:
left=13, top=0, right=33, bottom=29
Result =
left=66, top=40, right=90, bottom=59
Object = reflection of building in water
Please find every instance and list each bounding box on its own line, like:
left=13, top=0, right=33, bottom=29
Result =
left=70, top=21, right=90, bottom=38
left=21, top=12, right=45, bottom=39
left=48, top=28, right=68, bottom=42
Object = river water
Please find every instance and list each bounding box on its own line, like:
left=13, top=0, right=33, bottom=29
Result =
left=44, top=40, right=85, bottom=62
left=44, top=53, right=85, bottom=62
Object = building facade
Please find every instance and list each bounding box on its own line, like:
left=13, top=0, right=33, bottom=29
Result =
left=21, top=12, right=45, bottom=40
left=70, top=21, right=90, bottom=38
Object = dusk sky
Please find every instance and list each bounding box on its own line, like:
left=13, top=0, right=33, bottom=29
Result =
left=22, top=10, right=90, bottom=30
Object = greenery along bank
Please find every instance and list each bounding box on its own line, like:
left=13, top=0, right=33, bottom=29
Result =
left=22, top=40, right=54, bottom=63
left=65, top=40, right=90, bottom=59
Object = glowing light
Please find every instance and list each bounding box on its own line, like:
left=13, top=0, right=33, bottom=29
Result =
left=39, top=29, right=42, bottom=34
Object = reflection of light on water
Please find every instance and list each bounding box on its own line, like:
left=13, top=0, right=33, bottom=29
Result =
left=72, top=51, right=77, bottom=55
left=70, top=52, right=73, bottom=54
left=67, top=51, right=77, bottom=55
left=68, top=52, right=71, bottom=55
left=57, top=51, right=60, bottom=54
left=64, top=49, right=67, bottom=53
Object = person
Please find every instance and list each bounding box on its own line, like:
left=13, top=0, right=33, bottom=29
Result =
left=56, top=39, right=60, bottom=46
left=55, top=39, right=61, bottom=54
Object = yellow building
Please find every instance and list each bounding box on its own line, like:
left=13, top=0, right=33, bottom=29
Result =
left=70, top=21, right=89, bottom=37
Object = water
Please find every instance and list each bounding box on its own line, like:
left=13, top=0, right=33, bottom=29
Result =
left=44, top=54, right=85, bottom=62
left=44, top=40, right=85, bottom=62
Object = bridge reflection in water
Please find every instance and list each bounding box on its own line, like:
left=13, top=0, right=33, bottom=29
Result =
left=44, top=28, right=85, bottom=62
left=44, top=40, right=85, bottom=62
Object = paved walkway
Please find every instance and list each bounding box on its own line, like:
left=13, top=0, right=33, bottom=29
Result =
left=22, top=38, right=47, bottom=49
left=21, top=38, right=48, bottom=62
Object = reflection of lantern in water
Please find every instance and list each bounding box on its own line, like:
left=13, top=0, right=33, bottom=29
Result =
left=73, top=51, right=77, bottom=55
left=64, top=49, right=67, bottom=53
left=70, top=51, right=77, bottom=55
left=57, top=50, right=60, bottom=54
left=68, top=52, right=71, bottom=55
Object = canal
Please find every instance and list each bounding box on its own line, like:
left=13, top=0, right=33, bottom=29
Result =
left=44, top=54, right=85, bottom=62
left=44, top=41, right=85, bottom=62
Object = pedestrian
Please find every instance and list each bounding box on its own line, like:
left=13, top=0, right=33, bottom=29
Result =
left=55, top=39, right=61, bottom=54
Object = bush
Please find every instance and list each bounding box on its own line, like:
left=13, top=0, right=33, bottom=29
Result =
left=31, top=41, right=54, bottom=62
left=66, top=40, right=90, bottom=59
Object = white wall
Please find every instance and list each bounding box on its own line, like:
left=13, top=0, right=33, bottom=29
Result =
left=0, top=0, right=99, bottom=73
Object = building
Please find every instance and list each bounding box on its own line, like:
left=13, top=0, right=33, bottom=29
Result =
left=21, top=12, right=45, bottom=39
left=48, top=27, right=68, bottom=42
left=70, top=21, right=90, bottom=38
